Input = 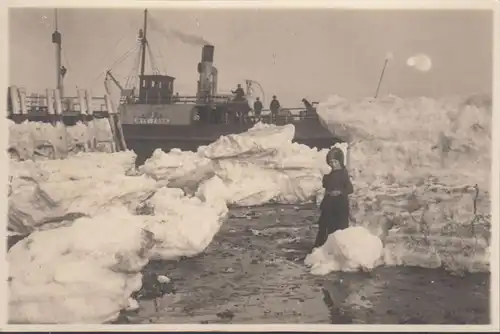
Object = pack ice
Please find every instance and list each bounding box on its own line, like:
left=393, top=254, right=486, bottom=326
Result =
left=7, top=94, right=491, bottom=324
left=6, top=122, right=338, bottom=324
left=305, top=95, right=491, bottom=276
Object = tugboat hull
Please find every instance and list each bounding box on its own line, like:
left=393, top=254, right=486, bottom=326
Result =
left=122, top=118, right=341, bottom=166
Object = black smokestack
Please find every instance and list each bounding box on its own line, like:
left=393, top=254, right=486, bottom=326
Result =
left=201, top=45, right=214, bottom=63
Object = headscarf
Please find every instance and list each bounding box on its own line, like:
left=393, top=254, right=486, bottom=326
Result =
left=326, top=147, right=345, bottom=169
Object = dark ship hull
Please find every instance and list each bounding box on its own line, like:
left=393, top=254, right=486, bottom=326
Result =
left=122, top=116, right=341, bottom=166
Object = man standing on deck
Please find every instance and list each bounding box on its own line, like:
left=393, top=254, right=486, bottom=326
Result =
left=270, top=95, right=281, bottom=122
left=253, top=97, right=263, bottom=122
left=301, top=98, right=318, bottom=118
left=232, top=84, right=246, bottom=101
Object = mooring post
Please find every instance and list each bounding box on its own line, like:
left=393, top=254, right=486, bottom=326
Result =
left=9, top=86, right=21, bottom=115
left=18, top=88, right=27, bottom=115
left=46, top=88, right=55, bottom=115
left=77, top=89, right=88, bottom=116
left=85, top=90, right=96, bottom=150
left=46, top=88, right=58, bottom=128
left=85, top=90, right=93, bottom=116
left=53, top=88, right=69, bottom=158
left=54, top=89, right=63, bottom=115
left=77, top=89, right=91, bottom=152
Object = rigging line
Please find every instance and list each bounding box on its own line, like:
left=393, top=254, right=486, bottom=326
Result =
left=89, top=45, right=138, bottom=89
left=86, top=21, right=138, bottom=87
left=62, top=48, right=72, bottom=72
left=145, top=16, right=167, bottom=73
left=146, top=43, right=154, bottom=72
left=113, top=44, right=141, bottom=67
left=132, top=44, right=143, bottom=80
left=156, top=45, right=167, bottom=75
left=134, top=45, right=142, bottom=76
left=124, top=55, right=138, bottom=88
left=125, top=50, right=137, bottom=85
left=146, top=42, right=160, bottom=74
left=148, top=15, right=174, bottom=45
left=89, top=44, right=140, bottom=90
left=125, top=48, right=142, bottom=88
left=126, top=42, right=144, bottom=88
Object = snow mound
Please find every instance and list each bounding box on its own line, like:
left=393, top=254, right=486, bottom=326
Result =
left=317, top=95, right=491, bottom=190
left=304, top=227, right=383, bottom=274
left=141, top=186, right=228, bottom=260
left=141, top=123, right=337, bottom=207
left=8, top=151, right=156, bottom=232
left=8, top=119, right=115, bottom=160
left=304, top=95, right=491, bottom=276
left=140, top=149, right=212, bottom=183
left=8, top=207, right=154, bottom=324
left=199, top=122, right=295, bottom=158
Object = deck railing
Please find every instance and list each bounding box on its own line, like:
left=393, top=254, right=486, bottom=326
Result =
left=7, top=86, right=114, bottom=119
left=7, top=85, right=127, bottom=156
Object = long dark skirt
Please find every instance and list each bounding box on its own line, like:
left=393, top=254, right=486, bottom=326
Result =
left=314, top=196, right=350, bottom=248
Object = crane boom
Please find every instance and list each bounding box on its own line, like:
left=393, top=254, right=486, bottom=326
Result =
left=105, top=70, right=124, bottom=93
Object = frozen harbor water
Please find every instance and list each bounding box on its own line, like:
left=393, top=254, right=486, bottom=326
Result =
left=121, top=205, right=489, bottom=324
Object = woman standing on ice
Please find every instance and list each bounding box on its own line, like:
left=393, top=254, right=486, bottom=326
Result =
left=314, top=147, right=354, bottom=249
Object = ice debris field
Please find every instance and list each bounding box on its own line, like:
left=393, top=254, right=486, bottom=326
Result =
left=7, top=95, right=491, bottom=324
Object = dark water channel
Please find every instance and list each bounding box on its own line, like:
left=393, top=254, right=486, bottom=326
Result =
left=125, top=205, right=489, bottom=324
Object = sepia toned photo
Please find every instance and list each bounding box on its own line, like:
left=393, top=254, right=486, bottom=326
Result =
left=5, top=3, right=495, bottom=328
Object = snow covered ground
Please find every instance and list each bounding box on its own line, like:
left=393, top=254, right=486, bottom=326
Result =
left=309, top=94, right=491, bottom=276
left=6, top=94, right=491, bottom=324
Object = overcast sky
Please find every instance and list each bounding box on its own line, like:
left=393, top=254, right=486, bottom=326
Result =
left=8, top=8, right=492, bottom=106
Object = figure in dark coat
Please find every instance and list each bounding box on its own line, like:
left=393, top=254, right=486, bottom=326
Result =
left=301, top=98, right=318, bottom=117
left=269, top=95, right=281, bottom=122
left=313, top=147, right=354, bottom=249
left=232, top=84, right=245, bottom=101
left=253, top=97, right=263, bottom=122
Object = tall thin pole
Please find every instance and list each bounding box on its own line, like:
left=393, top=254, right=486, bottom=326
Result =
left=140, top=9, right=148, bottom=77
left=374, top=58, right=389, bottom=99
left=52, top=9, right=63, bottom=97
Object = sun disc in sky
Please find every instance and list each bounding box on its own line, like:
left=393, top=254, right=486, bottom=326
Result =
left=407, top=53, right=432, bottom=72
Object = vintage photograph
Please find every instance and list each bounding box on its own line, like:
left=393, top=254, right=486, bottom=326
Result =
left=5, top=4, right=493, bottom=326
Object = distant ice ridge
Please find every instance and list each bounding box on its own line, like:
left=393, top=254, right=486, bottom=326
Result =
left=303, top=94, right=491, bottom=276
left=316, top=94, right=491, bottom=191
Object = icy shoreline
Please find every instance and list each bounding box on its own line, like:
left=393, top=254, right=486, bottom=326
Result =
left=6, top=94, right=491, bottom=324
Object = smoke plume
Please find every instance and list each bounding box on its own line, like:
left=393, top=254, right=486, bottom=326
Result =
left=169, top=28, right=211, bottom=46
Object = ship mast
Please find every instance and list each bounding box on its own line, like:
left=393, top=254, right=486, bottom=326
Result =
left=52, top=8, right=64, bottom=97
left=139, top=9, right=148, bottom=77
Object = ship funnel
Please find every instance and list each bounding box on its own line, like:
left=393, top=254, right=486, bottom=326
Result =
left=197, top=45, right=216, bottom=98
left=201, top=45, right=214, bottom=63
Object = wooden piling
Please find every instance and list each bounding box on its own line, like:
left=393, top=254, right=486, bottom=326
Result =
left=46, top=89, right=55, bottom=115
left=84, top=90, right=96, bottom=150
left=18, top=88, right=27, bottom=114
left=85, top=90, right=94, bottom=116
left=9, top=86, right=21, bottom=115
left=77, top=89, right=88, bottom=115
left=54, top=88, right=69, bottom=158
left=54, top=89, right=63, bottom=115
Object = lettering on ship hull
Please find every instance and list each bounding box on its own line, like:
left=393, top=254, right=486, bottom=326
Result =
left=133, top=117, right=171, bottom=125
